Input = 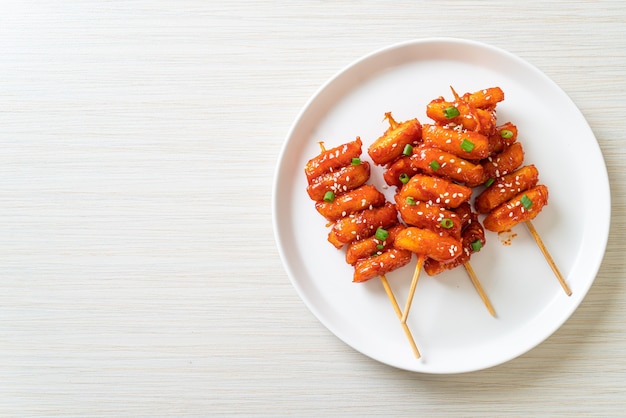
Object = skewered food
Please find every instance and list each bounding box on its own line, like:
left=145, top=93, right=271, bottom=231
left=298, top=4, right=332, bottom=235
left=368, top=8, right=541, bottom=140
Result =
left=482, top=185, right=549, bottom=232
left=305, top=137, right=421, bottom=357
left=304, top=138, right=412, bottom=282
left=464, top=89, right=571, bottom=295
left=367, top=104, right=494, bottom=320
left=475, top=165, right=539, bottom=214
left=424, top=202, right=486, bottom=275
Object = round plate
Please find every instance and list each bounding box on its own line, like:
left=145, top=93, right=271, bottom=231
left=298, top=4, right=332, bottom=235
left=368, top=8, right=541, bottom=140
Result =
left=272, top=38, right=610, bottom=373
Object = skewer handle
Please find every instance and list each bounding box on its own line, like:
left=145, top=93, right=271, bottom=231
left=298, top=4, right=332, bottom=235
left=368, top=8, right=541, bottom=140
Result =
left=380, top=275, right=421, bottom=358
left=525, top=220, right=572, bottom=296
left=401, top=255, right=424, bottom=324
left=463, top=262, right=496, bottom=316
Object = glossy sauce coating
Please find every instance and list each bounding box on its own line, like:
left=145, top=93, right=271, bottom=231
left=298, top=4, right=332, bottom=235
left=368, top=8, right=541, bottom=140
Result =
left=425, top=99, right=496, bottom=135
left=383, top=156, right=419, bottom=188
left=461, top=87, right=505, bottom=110
left=396, top=173, right=472, bottom=209
left=345, top=224, right=406, bottom=265
left=411, top=145, right=484, bottom=187
left=475, top=165, right=539, bottom=214
left=315, top=184, right=386, bottom=222
left=327, top=202, right=399, bottom=249
left=368, top=114, right=422, bottom=166
left=483, top=185, right=549, bottom=232
left=481, top=142, right=524, bottom=183
left=424, top=202, right=486, bottom=275
left=304, top=137, right=362, bottom=184
left=352, top=248, right=413, bottom=283
left=422, top=124, right=490, bottom=160
left=394, top=227, right=463, bottom=262
left=306, top=161, right=370, bottom=201
left=394, top=195, right=462, bottom=241
left=488, top=122, right=518, bottom=154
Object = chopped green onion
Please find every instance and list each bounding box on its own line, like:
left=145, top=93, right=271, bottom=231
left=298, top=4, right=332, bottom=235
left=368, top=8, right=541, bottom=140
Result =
left=471, top=239, right=483, bottom=252
left=440, top=218, right=454, bottom=229
left=375, top=227, right=389, bottom=241
left=429, top=160, right=441, bottom=171
left=500, top=129, right=513, bottom=139
left=402, top=144, right=413, bottom=156
left=460, top=138, right=475, bottom=152
left=484, top=178, right=495, bottom=188
left=406, top=196, right=417, bottom=206
left=399, top=173, right=410, bottom=184
left=351, top=157, right=361, bottom=165
left=443, top=106, right=460, bottom=119
left=376, top=244, right=384, bottom=250
left=520, top=194, right=533, bottom=209
left=323, top=191, right=335, bottom=202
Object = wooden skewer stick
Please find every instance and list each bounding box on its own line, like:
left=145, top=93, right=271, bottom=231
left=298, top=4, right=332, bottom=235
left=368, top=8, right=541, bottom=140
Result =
left=380, top=275, right=421, bottom=358
left=463, top=262, right=496, bottom=316
left=401, top=255, right=424, bottom=323
left=525, top=220, right=572, bottom=296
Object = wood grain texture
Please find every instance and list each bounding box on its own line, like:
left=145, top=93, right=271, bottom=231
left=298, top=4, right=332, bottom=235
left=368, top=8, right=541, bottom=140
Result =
left=1, top=1, right=625, bottom=416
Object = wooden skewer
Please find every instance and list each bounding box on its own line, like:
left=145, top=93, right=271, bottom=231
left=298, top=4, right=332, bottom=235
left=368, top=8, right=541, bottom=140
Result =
left=380, top=275, right=421, bottom=358
left=401, top=255, right=424, bottom=323
left=463, top=262, right=496, bottom=316
left=525, top=220, right=572, bottom=296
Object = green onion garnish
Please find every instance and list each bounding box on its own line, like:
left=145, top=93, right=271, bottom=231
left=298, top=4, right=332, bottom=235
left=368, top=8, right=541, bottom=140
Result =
left=399, top=173, right=410, bottom=184
left=402, top=144, right=413, bottom=156
left=500, top=129, right=513, bottom=139
left=460, top=138, right=475, bottom=152
left=323, top=191, right=335, bottom=202
left=471, top=239, right=483, bottom=252
left=484, top=178, right=495, bottom=187
left=376, top=244, right=384, bottom=250
left=440, top=218, right=454, bottom=229
left=351, top=157, right=361, bottom=165
left=429, top=160, right=441, bottom=171
left=406, top=196, right=417, bottom=206
left=443, top=106, right=460, bottom=119
left=520, top=194, right=533, bottom=209
left=375, top=227, right=389, bottom=241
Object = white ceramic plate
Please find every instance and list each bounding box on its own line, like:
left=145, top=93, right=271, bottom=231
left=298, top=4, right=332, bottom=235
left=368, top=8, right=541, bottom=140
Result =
left=272, top=38, right=610, bottom=373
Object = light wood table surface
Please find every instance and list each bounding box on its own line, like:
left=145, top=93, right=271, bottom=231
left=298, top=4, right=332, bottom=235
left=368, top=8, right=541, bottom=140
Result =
left=1, top=2, right=625, bottom=416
